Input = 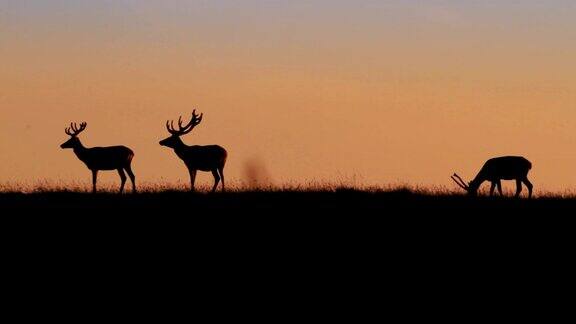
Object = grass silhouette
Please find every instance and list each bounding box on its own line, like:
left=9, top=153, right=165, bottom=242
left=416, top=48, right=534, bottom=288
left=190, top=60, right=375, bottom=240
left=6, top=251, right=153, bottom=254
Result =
left=2, top=182, right=575, bottom=212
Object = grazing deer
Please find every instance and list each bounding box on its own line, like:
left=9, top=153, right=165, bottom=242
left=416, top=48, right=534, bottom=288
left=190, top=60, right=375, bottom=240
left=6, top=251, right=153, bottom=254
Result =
left=159, top=110, right=227, bottom=192
left=451, top=156, right=533, bottom=198
left=60, top=122, right=136, bottom=193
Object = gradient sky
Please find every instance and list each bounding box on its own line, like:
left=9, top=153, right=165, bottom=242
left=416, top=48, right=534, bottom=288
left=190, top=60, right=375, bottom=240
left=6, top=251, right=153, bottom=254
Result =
left=1, top=1, right=576, bottom=191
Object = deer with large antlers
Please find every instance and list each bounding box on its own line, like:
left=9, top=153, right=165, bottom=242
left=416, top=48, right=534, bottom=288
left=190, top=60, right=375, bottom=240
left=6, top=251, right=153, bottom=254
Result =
left=60, top=122, right=136, bottom=193
left=451, top=156, right=533, bottom=198
left=159, top=110, right=227, bottom=192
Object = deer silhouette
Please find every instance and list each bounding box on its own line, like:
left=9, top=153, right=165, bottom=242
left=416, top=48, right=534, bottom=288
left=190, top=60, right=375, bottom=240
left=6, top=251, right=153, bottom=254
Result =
left=159, top=110, right=227, bottom=192
left=60, top=122, right=136, bottom=193
left=451, top=156, right=533, bottom=198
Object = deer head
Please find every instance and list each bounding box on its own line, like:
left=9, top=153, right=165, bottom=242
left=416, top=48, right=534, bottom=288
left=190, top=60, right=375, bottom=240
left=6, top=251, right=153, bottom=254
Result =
left=61, top=122, right=87, bottom=149
left=159, top=110, right=203, bottom=148
left=451, top=173, right=479, bottom=196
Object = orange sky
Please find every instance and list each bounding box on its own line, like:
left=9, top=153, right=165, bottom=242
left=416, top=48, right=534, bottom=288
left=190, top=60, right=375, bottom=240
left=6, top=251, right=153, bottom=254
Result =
left=2, top=1, right=576, bottom=191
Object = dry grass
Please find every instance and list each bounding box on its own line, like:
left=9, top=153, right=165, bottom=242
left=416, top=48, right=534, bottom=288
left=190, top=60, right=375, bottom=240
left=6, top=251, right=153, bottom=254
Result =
left=0, top=179, right=569, bottom=197
left=2, top=178, right=575, bottom=200
left=0, top=179, right=460, bottom=195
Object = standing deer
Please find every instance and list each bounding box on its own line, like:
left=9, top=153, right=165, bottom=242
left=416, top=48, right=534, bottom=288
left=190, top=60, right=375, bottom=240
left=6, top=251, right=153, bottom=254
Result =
left=60, top=122, right=136, bottom=193
left=451, top=156, right=533, bottom=198
left=159, top=110, right=227, bottom=192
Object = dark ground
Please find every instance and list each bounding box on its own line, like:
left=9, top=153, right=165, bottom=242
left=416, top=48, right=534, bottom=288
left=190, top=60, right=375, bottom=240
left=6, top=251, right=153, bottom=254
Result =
left=2, top=189, right=574, bottom=311
left=2, top=189, right=574, bottom=238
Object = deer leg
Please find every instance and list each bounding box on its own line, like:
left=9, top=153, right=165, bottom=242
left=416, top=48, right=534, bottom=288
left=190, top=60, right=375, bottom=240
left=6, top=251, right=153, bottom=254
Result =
left=125, top=165, right=136, bottom=193
left=218, top=167, right=225, bottom=192
left=211, top=169, right=221, bottom=193
left=497, top=180, right=503, bottom=196
left=490, top=182, right=496, bottom=196
left=523, top=177, right=533, bottom=199
left=515, top=179, right=523, bottom=198
left=189, top=169, right=197, bottom=192
left=117, top=168, right=127, bottom=194
left=92, top=170, right=98, bottom=193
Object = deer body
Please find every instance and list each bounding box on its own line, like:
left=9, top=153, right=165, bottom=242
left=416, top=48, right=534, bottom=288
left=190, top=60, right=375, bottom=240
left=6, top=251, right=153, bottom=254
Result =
left=160, top=110, right=227, bottom=192
left=452, top=156, right=533, bottom=198
left=61, top=122, right=136, bottom=193
left=173, top=144, right=227, bottom=172
left=72, top=145, right=134, bottom=171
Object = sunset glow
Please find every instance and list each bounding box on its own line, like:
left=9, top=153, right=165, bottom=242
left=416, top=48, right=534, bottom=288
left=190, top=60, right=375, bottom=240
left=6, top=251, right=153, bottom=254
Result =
left=2, top=1, right=576, bottom=192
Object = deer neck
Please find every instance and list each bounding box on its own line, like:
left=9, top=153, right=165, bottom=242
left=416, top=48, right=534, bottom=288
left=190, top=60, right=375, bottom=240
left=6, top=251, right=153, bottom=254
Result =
left=172, top=139, right=188, bottom=154
left=469, top=174, right=484, bottom=191
left=72, top=141, right=88, bottom=160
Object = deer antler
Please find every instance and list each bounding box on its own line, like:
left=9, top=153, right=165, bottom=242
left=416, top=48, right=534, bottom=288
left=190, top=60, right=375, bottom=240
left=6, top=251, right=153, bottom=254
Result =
left=65, top=122, right=87, bottom=136
left=451, top=173, right=469, bottom=190
left=180, top=109, right=203, bottom=134
left=166, top=109, right=204, bottom=136
left=166, top=120, right=178, bottom=135
left=166, top=119, right=185, bottom=135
